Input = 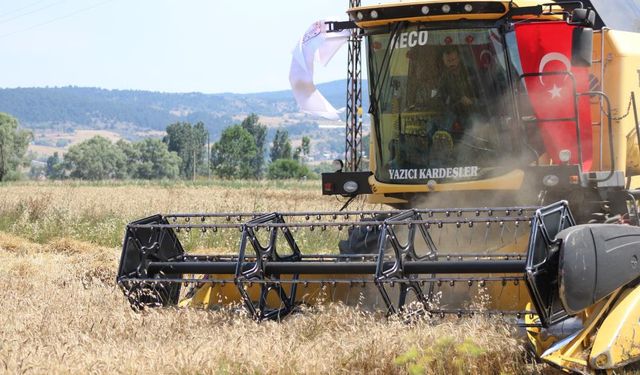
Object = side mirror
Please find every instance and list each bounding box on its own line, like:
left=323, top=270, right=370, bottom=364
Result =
left=571, top=27, right=593, bottom=68
left=571, top=8, right=596, bottom=27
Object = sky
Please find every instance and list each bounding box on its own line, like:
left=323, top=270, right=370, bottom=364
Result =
left=0, top=0, right=375, bottom=94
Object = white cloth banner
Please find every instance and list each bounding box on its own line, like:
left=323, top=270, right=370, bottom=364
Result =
left=289, top=20, right=350, bottom=120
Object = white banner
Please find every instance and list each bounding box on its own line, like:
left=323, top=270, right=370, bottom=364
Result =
left=289, top=20, right=349, bottom=120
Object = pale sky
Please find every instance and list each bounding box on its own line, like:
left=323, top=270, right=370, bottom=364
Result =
left=0, top=0, right=375, bottom=94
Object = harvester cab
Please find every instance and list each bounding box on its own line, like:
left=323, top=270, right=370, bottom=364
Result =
left=117, top=1, right=640, bottom=373
left=323, top=0, right=640, bottom=224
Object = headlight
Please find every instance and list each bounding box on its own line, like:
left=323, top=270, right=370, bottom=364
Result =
left=370, top=10, right=379, bottom=19
left=421, top=6, right=430, bottom=14
left=356, top=11, right=364, bottom=20
left=559, top=149, right=571, bottom=163
left=442, top=4, right=451, bottom=13
left=464, top=4, right=473, bottom=12
left=543, top=175, right=560, bottom=187
left=427, top=179, right=437, bottom=191
left=343, top=181, right=359, bottom=193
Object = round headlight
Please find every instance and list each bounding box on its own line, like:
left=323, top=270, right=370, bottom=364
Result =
left=421, top=6, right=430, bottom=15
left=370, top=10, right=379, bottom=19
left=343, top=181, right=359, bottom=193
left=543, top=175, right=560, bottom=187
left=427, top=179, right=437, bottom=191
left=442, top=4, right=451, bottom=13
left=559, top=149, right=572, bottom=163
left=464, top=4, right=473, bottom=12
left=356, top=11, right=364, bottom=20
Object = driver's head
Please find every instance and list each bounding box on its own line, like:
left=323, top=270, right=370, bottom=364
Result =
left=442, top=48, right=460, bottom=70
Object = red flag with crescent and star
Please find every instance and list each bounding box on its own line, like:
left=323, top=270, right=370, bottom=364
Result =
left=515, top=22, right=592, bottom=170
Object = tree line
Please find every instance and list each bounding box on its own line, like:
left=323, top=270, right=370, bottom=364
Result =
left=35, top=113, right=312, bottom=181
left=0, top=113, right=32, bottom=181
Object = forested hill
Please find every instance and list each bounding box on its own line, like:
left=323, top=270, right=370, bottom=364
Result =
left=0, top=80, right=369, bottom=138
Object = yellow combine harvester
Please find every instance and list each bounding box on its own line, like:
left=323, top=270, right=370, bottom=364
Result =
left=118, top=1, right=640, bottom=372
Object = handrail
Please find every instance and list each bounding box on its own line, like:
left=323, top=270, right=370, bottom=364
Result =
left=519, top=71, right=583, bottom=167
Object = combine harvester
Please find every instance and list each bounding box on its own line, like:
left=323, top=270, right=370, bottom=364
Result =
left=118, top=0, right=640, bottom=372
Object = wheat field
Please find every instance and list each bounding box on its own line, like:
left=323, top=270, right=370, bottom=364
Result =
left=0, top=181, right=545, bottom=374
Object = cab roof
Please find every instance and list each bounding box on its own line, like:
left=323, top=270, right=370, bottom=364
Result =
left=347, top=1, right=565, bottom=28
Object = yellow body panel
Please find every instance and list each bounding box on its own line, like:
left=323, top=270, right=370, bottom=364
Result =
left=184, top=279, right=532, bottom=313
left=369, top=169, right=524, bottom=195
left=591, top=29, right=640, bottom=181
left=181, top=275, right=385, bottom=311
left=590, top=285, right=640, bottom=369
left=540, top=290, right=622, bottom=373
left=524, top=303, right=559, bottom=357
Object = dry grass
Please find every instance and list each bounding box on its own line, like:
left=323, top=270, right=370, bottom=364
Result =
left=0, top=180, right=363, bottom=247
left=0, top=180, right=333, bottom=217
left=0, top=181, right=545, bottom=374
left=0, top=233, right=533, bottom=374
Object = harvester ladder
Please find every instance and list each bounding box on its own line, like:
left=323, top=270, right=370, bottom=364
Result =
left=345, top=0, right=363, bottom=172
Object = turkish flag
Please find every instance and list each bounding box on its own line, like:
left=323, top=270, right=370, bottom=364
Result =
left=515, top=22, right=592, bottom=170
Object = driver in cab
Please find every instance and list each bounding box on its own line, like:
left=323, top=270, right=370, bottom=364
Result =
left=437, top=47, right=477, bottom=136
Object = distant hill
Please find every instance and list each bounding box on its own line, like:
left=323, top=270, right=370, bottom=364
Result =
left=0, top=80, right=370, bottom=140
left=0, top=80, right=370, bottom=161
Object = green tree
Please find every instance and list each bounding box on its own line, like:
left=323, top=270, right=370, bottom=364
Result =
left=270, top=129, right=292, bottom=161
left=267, top=159, right=311, bottom=180
left=293, top=136, right=311, bottom=162
left=211, top=125, right=257, bottom=179
left=116, top=138, right=181, bottom=179
left=63, top=136, right=127, bottom=180
left=130, top=138, right=181, bottom=179
left=116, top=139, right=140, bottom=177
left=0, top=113, right=32, bottom=181
left=241, top=114, right=267, bottom=178
left=163, top=121, right=208, bottom=179
left=45, top=152, right=65, bottom=179
left=29, top=162, right=45, bottom=180
left=301, top=136, right=311, bottom=157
